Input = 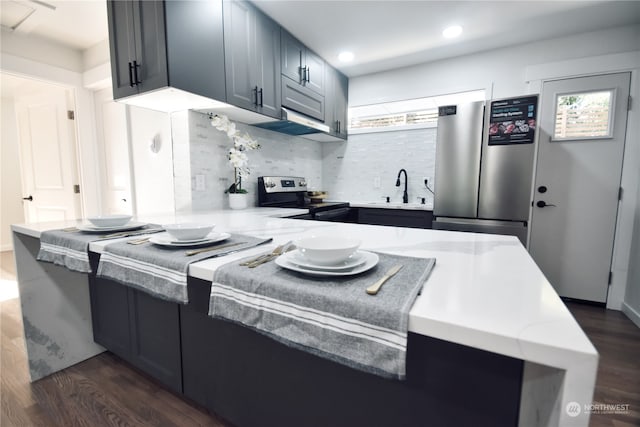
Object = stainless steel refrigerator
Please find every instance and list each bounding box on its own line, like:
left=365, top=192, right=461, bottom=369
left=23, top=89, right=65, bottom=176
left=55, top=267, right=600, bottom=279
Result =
left=432, top=96, right=538, bottom=245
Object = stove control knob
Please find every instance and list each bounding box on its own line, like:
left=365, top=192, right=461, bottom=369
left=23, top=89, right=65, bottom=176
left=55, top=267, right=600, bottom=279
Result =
left=265, top=180, right=276, bottom=188
left=299, top=180, right=307, bottom=187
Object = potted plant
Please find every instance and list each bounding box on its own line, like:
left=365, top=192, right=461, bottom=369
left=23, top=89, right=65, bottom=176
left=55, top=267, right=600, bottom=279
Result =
left=210, top=114, right=260, bottom=209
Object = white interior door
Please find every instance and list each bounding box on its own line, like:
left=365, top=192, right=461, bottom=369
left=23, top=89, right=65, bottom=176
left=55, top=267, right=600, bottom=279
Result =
left=15, top=88, right=81, bottom=223
left=93, top=88, right=133, bottom=215
left=529, top=72, right=631, bottom=302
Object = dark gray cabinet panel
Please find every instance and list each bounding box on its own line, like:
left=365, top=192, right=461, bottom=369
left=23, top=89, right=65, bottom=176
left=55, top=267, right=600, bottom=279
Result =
left=281, top=30, right=325, bottom=96
left=133, top=0, right=168, bottom=94
left=282, top=76, right=324, bottom=121
left=325, top=66, right=349, bottom=139
left=254, top=11, right=282, bottom=118
left=357, top=208, right=433, bottom=229
left=88, top=255, right=182, bottom=394
left=165, top=0, right=226, bottom=102
left=107, top=0, right=167, bottom=99
left=107, top=0, right=140, bottom=99
left=281, top=31, right=305, bottom=86
left=304, top=49, right=325, bottom=95
left=224, top=1, right=281, bottom=118
left=129, top=290, right=182, bottom=393
left=107, top=0, right=226, bottom=102
left=89, top=276, right=132, bottom=360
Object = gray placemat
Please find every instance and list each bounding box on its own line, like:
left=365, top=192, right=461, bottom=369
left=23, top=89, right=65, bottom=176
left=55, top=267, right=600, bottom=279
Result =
left=37, top=224, right=160, bottom=273
left=209, top=251, right=436, bottom=380
left=97, top=234, right=272, bottom=304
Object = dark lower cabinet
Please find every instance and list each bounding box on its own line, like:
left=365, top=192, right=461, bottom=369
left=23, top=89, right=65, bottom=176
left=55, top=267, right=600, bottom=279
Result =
left=88, top=257, right=523, bottom=427
left=357, top=207, right=434, bottom=229
left=182, top=277, right=523, bottom=427
left=88, top=254, right=182, bottom=393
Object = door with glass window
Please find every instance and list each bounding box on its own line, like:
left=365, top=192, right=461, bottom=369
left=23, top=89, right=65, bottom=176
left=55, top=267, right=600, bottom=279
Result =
left=529, top=72, right=630, bottom=302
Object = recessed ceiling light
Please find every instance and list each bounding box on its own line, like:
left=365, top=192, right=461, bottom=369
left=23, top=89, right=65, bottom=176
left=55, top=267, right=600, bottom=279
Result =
left=338, top=51, right=354, bottom=62
left=442, top=25, right=463, bottom=39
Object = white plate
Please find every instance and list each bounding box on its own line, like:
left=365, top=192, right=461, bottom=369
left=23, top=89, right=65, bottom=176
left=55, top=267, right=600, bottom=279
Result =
left=149, top=232, right=231, bottom=247
left=275, top=250, right=379, bottom=277
left=77, top=222, right=147, bottom=233
left=283, top=249, right=367, bottom=271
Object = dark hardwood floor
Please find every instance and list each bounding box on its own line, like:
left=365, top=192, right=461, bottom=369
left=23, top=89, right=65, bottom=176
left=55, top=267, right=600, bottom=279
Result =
left=565, top=301, right=640, bottom=427
left=1, top=250, right=639, bottom=426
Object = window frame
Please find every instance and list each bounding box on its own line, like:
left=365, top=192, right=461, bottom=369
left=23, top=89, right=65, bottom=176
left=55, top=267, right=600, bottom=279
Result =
left=551, top=88, right=617, bottom=142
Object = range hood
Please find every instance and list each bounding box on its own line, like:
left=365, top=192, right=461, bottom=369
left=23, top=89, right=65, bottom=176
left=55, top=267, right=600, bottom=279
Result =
left=253, top=108, right=329, bottom=136
left=223, top=106, right=343, bottom=142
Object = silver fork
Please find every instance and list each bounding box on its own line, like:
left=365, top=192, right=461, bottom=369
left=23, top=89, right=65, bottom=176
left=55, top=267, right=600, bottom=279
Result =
left=127, top=237, right=151, bottom=245
left=247, top=243, right=295, bottom=268
left=240, top=241, right=291, bottom=267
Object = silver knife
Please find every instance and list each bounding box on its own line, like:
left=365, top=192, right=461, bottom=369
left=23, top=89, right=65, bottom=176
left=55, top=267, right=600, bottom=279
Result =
left=185, top=237, right=273, bottom=257
left=99, top=228, right=165, bottom=239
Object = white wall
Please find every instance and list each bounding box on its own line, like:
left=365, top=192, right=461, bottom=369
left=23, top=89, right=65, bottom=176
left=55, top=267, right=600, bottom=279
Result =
left=351, top=25, right=640, bottom=105
left=623, top=182, right=640, bottom=327
left=1, top=98, right=25, bottom=251
left=0, top=30, right=84, bottom=73
left=127, top=106, right=176, bottom=216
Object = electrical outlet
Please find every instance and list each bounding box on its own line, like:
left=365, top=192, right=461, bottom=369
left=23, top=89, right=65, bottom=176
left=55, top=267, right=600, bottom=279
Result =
left=373, top=176, right=381, bottom=189
left=195, top=174, right=205, bottom=191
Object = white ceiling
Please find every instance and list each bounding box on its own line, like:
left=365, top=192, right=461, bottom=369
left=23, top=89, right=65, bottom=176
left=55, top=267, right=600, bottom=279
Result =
left=0, top=0, right=639, bottom=78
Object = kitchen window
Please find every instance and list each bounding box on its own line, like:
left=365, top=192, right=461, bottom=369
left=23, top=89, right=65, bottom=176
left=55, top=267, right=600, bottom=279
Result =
left=553, top=90, right=615, bottom=141
left=349, top=90, right=485, bottom=134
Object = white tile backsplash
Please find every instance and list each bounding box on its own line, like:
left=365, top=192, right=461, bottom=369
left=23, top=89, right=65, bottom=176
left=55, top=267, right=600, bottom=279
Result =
left=175, top=111, right=323, bottom=211
left=173, top=112, right=437, bottom=211
left=321, top=128, right=437, bottom=205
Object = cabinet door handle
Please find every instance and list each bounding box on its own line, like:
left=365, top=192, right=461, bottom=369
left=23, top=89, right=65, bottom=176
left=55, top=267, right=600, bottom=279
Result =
left=22, top=195, right=33, bottom=201
left=298, top=66, right=304, bottom=84
left=253, top=86, right=259, bottom=106
left=306, top=67, right=310, bottom=83
left=133, top=60, right=141, bottom=85
left=258, top=88, right=263, bottom=107
left=337, top=120, right=341, bottom=133
left=128, top=62, right=135, bottom=87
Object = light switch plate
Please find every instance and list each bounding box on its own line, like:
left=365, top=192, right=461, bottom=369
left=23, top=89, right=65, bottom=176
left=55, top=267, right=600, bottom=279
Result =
left=195, top=174, right=205, bottom=191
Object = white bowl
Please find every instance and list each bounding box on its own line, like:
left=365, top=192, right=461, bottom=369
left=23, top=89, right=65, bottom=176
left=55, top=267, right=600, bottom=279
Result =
left=87, top=215, right=132, bottom=228
left=295, top=236, right=361, bottom=266
left=162, top=223, right=215, bottom=241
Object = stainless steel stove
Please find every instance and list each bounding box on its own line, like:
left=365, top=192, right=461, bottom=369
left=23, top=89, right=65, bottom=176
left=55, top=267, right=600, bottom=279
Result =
left=258, top=176, right=351, bottom=221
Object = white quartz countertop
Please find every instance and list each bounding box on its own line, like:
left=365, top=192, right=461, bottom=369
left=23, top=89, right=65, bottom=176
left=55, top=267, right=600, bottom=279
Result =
left=11, top=207, right=596, bottom=367
left=349, top=201, right=434, bottom=210
left=12, top=207, right=598, bottom=426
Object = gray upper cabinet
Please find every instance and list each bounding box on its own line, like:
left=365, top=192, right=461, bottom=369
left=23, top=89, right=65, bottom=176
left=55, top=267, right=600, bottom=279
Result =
left=108, top=0, right=167, bottom=99
left=325, top=66, right=349, bottom=139
left=281, top=30, right=325, bottom=121
left=224, top=1, right=281, bottom=119
left=281, top=30, right=325, bottom=95
left=107, top=0, right=226, bottom=102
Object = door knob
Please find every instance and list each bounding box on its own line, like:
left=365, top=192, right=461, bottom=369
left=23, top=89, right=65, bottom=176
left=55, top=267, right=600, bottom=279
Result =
left=536, top=200, right=556, bottom=208
left=22, top=195, right=33, bottom=201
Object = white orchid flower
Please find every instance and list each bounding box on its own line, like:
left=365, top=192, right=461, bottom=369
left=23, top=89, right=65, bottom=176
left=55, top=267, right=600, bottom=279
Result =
left=210, top=114, right=260, bottom=193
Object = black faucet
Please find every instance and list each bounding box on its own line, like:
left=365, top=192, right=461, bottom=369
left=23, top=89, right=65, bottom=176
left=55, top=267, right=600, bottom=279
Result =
left=396, top=169, right=409, bottom=203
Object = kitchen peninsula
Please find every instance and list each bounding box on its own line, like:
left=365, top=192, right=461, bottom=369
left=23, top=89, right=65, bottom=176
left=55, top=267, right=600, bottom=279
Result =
left=11, top=209, right=597, bottom=427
